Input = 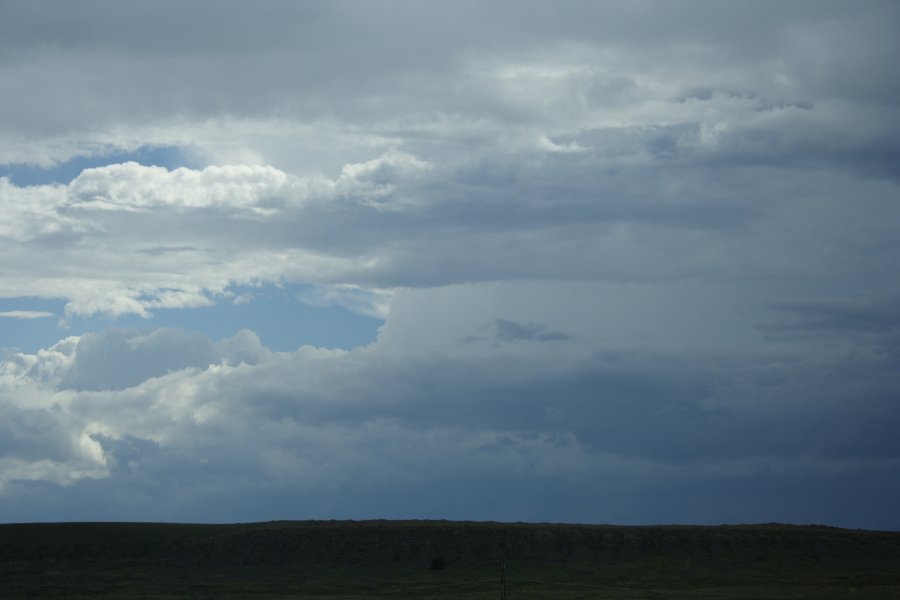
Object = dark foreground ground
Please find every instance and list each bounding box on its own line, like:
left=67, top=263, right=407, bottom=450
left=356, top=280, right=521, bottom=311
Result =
left=1, top=520, right=899, bottom=598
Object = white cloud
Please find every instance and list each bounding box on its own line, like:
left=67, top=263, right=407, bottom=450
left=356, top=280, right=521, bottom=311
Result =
left=0, top=177, right=74, bottom=241
left=68, top=162, right=293, bottom=212
left=296, top=284, right=394, bottom=320
left=7, top=328, right=267, bottom=392
left=0, top=310, right=54, bottom=319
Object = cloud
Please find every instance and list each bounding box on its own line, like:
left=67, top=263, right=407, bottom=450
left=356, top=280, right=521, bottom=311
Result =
left=0, top=2, right=898, bottom=528
left=491, top=319, right=569, bottom=343
left=759, top=297, right=900, bottom=361
left=465, top=319, right=570, bottom=344
left=295, top=284, right=394, bottom=320
left=5, top=328, right=267, bottom=392
left=2, top=155, right=898, bottom=322
left=0, top=310, right=54, bottom=319
left=68, top=162, right=293, bottom=212
left=61, top=328, right=266, bottom=391
left=1, top=282, right=898, bottom=526
left=764, top=297, right=900, bottom=336
left=2, top=2, right=898, bottom=176
left=0, top=2, right=897, bottom=324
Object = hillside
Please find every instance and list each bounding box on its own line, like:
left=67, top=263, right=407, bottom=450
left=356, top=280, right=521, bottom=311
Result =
left=2, top=520, right=899, bottom=598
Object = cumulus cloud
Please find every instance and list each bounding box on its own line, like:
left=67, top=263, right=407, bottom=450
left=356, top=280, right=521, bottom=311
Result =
left=68, top=162, right=293, bottom=212
left=0, top=154, right=418, bottom=318
left=61, top=328, right=267, bottom=391
left=3, top=328, right=267, bottom=391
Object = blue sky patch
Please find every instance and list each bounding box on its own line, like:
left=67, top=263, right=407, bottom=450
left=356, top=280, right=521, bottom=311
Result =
left=0, top=284, right=382, bottom=355
left=0, top=145, right=200, bottom=186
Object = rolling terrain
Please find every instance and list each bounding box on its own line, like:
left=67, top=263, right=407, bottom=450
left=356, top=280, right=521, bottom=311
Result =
left=1, top=520, right=899, bottom=598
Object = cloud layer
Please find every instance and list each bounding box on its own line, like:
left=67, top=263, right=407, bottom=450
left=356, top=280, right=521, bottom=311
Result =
left=1, top=1, right=898, bottom=527
left=2, top=1, right=898, bottom=320
left=2, top=283, right=898, bottom=526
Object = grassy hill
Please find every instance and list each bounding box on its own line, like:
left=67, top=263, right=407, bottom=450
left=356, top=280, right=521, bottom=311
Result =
left=1, top=520, right=899, bottom=598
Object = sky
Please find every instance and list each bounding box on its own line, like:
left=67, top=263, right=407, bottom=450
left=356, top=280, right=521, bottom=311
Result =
left=1, top=1, right=899, bottom=529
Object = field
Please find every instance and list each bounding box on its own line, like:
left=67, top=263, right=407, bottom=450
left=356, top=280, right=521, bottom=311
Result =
left=1, top=520, right=899, bottom=598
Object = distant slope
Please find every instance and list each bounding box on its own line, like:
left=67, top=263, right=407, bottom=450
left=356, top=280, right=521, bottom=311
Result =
left=2, top=520, right=899, bottom=568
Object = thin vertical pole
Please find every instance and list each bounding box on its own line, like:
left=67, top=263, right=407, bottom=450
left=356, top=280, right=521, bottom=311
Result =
left=499, top=560, right=507, bottom=600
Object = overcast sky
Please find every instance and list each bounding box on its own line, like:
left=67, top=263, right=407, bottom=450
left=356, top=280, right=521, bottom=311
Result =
left=1, top=1, right=899, bottom=529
